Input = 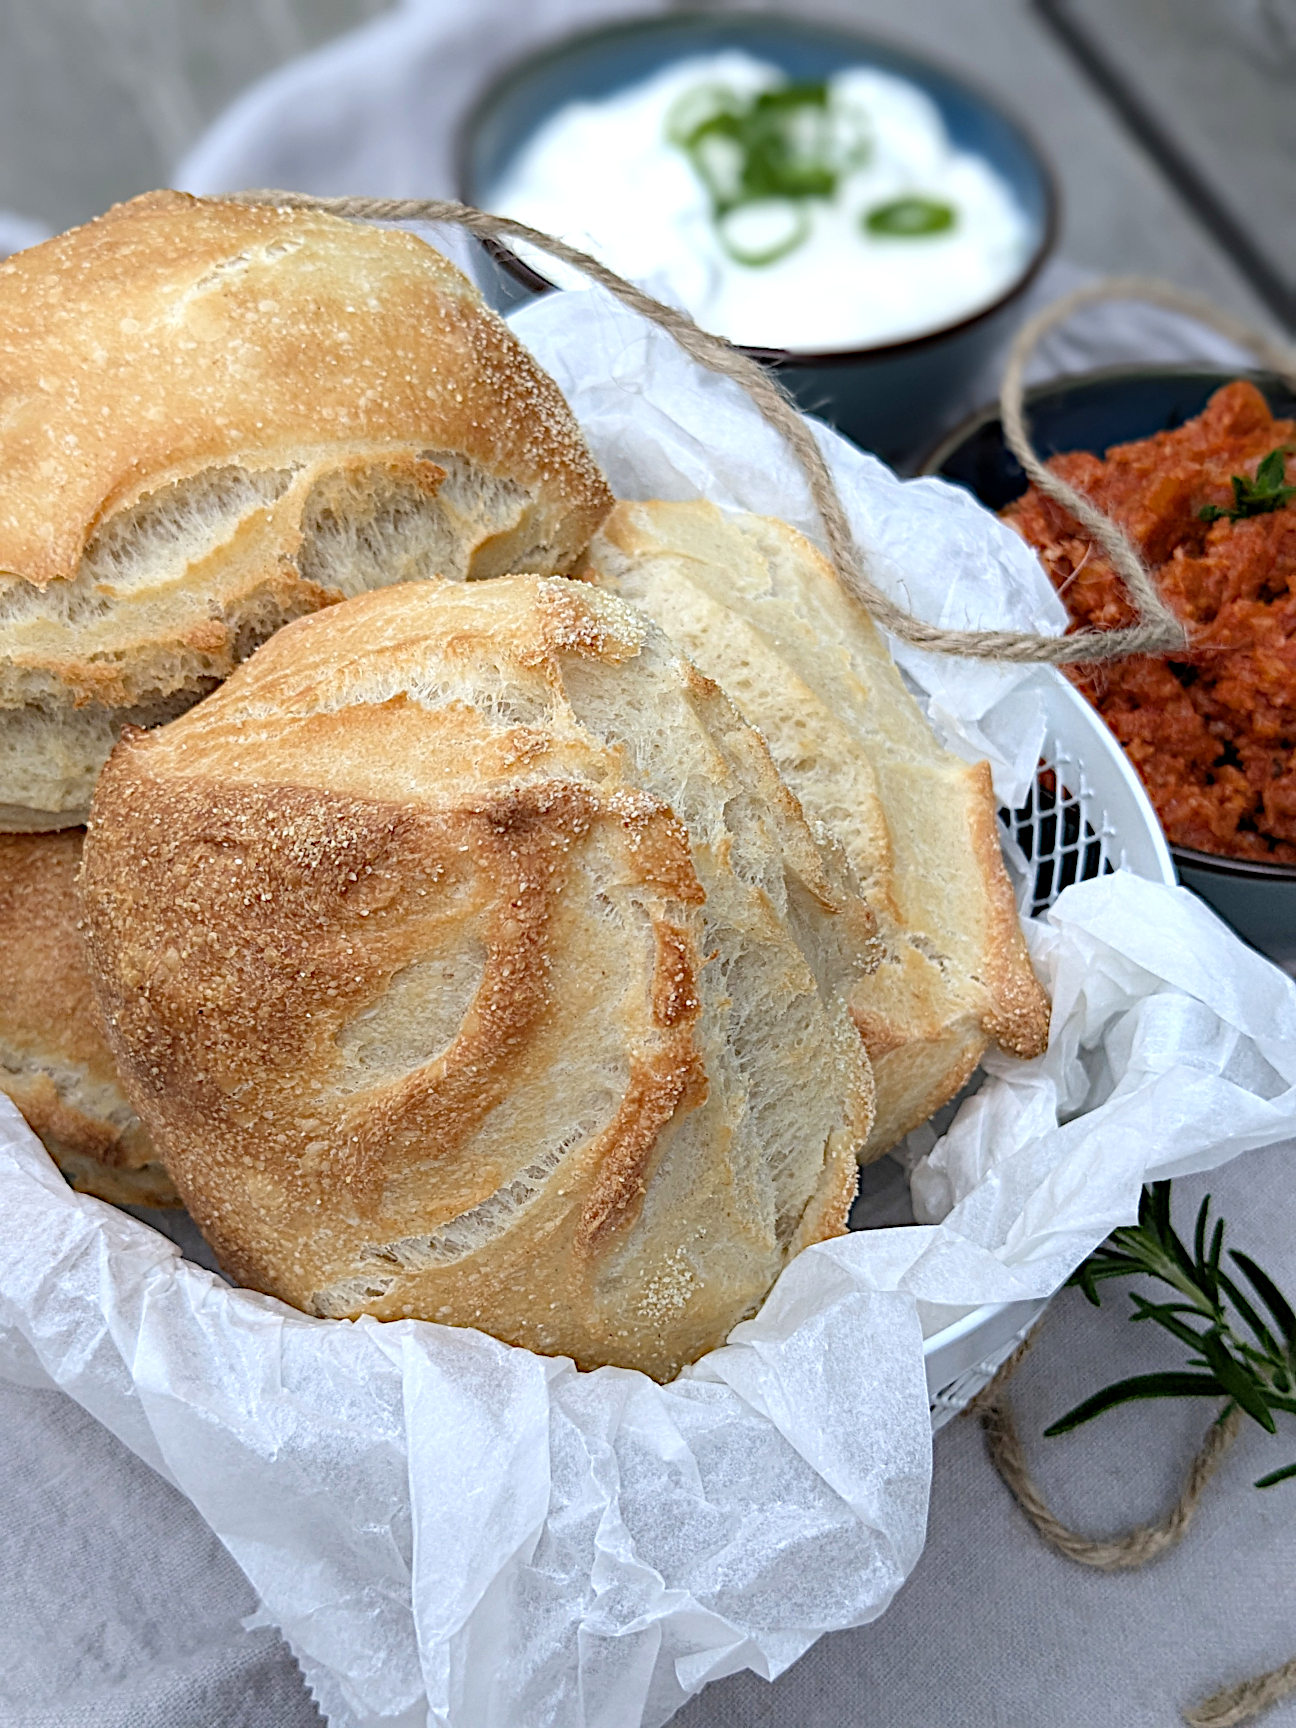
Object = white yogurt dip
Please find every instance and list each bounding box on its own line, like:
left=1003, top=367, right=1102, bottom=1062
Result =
left=490, top=52, right=1035, bottom=351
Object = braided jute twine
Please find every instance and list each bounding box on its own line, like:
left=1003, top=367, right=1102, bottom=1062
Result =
left=971, top=1324, right=1296, bottom=1727
left=226, top=191, right=1296, bottom=1718
left=224, top=192, right=1296, bottom=667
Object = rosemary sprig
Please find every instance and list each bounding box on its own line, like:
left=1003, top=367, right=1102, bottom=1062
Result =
left=1198, top=446, right=1296, bottom=523
left=1046, top=1181, right=1296, bottom=1488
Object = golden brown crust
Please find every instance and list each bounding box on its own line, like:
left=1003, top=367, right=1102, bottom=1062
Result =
left=0, top=193, right=614, bottom=828
left=0, top=831, right=177, bottom=1204
left=81, top=578, right=874, bottom=1379
left=962, top=758, right=1051, bottom=1057
left=575, top=1049, right=709, bottom=1252
left=0, top=192, right=609, bottom=588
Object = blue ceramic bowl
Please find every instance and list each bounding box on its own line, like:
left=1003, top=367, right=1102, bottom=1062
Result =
left=922, top=364, right=1296, bottom=965
left=458, top=13, right=1057, bottom=465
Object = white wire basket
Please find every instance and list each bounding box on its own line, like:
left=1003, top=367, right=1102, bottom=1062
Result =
left=919, top=668, right=1174, bottom=1430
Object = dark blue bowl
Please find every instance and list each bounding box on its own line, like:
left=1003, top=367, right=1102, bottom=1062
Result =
left=458, top=13, right=1057, bottom=465
left=923, top=364, right=1296, bottom=966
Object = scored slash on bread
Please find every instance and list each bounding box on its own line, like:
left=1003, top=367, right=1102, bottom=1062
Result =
left=580, top=500, right=1050, bottom=1154
left=0, top=831, right=176, bottom=1207
left=0, top=191, right=612, bottom=832
left=79, top=576, right=878, bottom=1380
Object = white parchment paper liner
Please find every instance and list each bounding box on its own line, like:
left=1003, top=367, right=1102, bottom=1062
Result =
left=2, top=284, right=1294, bottom=1728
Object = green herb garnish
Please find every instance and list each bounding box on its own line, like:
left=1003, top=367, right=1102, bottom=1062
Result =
left=664, top=81, right=745, bottom=149
left=715, top=199, right=811, bottom=268
left=1198, top=446, right=1296, bottom=523
left=863, top=195, right=956, bottom=238
left=1046, top=1181, right=1296, bottom=1488
left=665, top=78, right=869, bottom=266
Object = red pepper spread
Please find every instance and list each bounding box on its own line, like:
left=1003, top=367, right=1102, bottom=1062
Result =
left=1004, top=381, right=1296, bottom=862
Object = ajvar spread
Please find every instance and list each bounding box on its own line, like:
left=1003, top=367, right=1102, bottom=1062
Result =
left=1004, top=381, right=1296, bottom=862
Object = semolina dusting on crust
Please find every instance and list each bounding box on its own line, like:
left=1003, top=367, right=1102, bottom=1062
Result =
left=0, top=191, right=613, bottom=830
left=80, top=577, right=877, bottom=1381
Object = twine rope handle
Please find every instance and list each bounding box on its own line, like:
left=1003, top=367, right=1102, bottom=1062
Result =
left=224, top=191, right=1296, bottom=665
left=1000, top=275, right=1296, bottom=663
left=972, top=1325, right=1241, bottom=1569
left=973, top=1323, right=1296, bottom=1727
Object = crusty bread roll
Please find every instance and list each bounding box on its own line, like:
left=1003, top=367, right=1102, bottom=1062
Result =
left=0, top=191, right=612, bottom=831
left=581, top=500, right=1050, bottom=1154
left=0, top=831, right=176, bottom=1206
left=80, top=577, right=878, bottom=1379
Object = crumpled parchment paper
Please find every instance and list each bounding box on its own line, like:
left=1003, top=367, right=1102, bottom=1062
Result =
left=1, top=281, right=1293, bottom=1728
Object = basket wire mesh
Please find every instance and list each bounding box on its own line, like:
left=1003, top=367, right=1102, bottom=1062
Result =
left=915, top=673, right=1174, bottom=1427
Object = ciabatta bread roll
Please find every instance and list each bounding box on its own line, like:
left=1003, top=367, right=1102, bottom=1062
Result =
left=0, top=192, right=612, bottom=831
left=581, top=500, right=1050, bottom=1154
left=80, top=578, right=878, bottom=1380
left=0, top=831, right=176, bottom=1206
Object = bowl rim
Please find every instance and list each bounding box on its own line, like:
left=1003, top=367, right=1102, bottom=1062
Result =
left=1171, top=843, right=1296, bottom=884
left=917, top=360, right=1296, bottom=477
left=920, top=360, right=1296, bottom=886
left=455, top=10, right=1059, bottom=366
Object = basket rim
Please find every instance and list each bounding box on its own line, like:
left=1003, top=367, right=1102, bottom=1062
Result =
left=920, top=666, right=1172, bottom=1393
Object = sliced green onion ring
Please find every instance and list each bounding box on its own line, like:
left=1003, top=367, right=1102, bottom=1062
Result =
left=688, top=123, right=747, bottom=209
left=863, top=195, right=957, bottom=238
left=827, top=95, right=872, bottom=174
left=664, top=81, right=743, bottom=147
left=752, top=80, right=829, bottom=113
left=716, top=199, right=811, bottom=267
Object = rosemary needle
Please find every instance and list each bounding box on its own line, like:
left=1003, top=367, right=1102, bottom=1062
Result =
left=1046, top=1181, right=1296, bottom=1489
